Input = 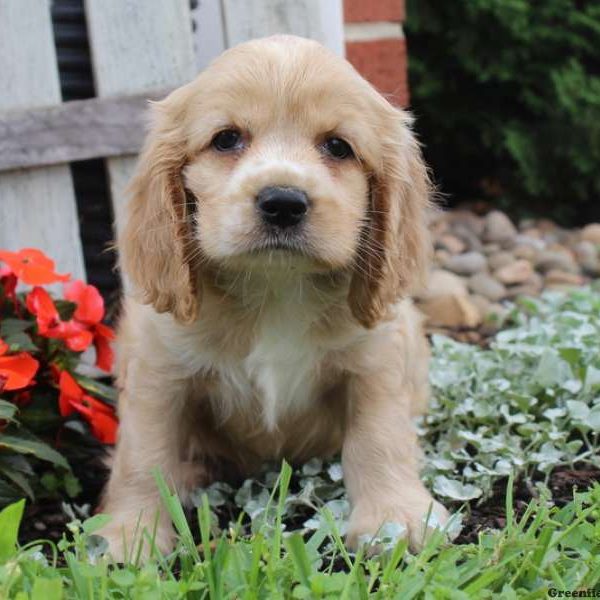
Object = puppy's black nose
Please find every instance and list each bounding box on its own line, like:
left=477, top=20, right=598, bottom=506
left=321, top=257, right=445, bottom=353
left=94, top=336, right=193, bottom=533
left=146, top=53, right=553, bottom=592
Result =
left=256, top=186, right=308, bottom=228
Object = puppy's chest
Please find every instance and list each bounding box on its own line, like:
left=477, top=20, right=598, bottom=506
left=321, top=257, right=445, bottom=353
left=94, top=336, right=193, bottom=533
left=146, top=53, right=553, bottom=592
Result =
left=199, top=315, right=328, bottom=430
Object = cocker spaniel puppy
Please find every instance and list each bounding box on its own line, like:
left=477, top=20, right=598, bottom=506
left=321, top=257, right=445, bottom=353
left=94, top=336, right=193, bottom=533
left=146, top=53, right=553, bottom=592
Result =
left=100, top=35, right=448, bottom=558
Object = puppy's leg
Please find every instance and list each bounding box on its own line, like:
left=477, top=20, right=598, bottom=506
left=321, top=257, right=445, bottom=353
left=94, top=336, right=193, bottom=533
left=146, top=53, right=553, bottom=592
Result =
left=99, top=365, right=192, bottom=562
left=343, top=356, right=448, bottom=551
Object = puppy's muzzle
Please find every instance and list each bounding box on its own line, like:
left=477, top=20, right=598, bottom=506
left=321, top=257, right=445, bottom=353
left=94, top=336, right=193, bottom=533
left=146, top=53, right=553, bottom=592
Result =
left=256, top=186, right=308, bottom=229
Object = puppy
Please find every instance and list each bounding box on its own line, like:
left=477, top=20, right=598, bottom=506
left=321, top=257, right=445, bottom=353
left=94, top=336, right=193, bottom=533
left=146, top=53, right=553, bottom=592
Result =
left=100, top=34, right=448, bottom=559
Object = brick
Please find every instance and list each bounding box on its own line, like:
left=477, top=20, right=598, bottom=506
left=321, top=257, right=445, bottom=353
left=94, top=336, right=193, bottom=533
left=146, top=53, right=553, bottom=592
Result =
left=344, top=0, right=405, bottom=24
left=345, top=39, right=409, bottom=107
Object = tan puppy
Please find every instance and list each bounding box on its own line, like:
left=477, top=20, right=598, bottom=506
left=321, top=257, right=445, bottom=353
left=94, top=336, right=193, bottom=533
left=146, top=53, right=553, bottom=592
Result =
left=100, top=34, right=448, bottom=559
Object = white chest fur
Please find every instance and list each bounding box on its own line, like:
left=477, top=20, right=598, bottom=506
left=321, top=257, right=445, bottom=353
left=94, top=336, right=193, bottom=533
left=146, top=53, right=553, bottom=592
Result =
left=242, top=307, right=323, bottom=430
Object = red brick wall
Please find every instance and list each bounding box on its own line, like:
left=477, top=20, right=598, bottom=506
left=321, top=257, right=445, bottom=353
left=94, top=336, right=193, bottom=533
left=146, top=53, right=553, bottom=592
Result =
left=343, top=0, right=408, bottom=107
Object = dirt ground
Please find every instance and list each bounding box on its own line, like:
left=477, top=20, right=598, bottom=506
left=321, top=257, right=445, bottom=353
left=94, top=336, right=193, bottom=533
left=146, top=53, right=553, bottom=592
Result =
left=18, top=451, right=600, bottom=549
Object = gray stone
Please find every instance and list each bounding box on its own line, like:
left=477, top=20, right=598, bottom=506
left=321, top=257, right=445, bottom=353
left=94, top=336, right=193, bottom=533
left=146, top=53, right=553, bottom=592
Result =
left=494, top=259, right=534, bottom=285
left=535, top=249, right=579, bottom=274
left=444, top=251, right=487, bottom=276
left=421, top=269, right=469, bottom=299
left=487, top=251, right=514, bottom=271
left=468, top=272, right=507, bottom=301
left=573, top=240, right=600, bottom=276
left=581, top=223, right=600, bottom=244
left=482, top=210, right=518, bottom=243
left=450, top=223, right=484, bottom=252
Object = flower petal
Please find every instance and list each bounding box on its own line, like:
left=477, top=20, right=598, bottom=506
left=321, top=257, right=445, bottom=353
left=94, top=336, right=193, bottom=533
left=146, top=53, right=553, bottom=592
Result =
left=0, top=248, right=69, bottom=285
left=58, top=370, right=83, bottom=417
left=94, top=326, right=114, bottom=372
left=65, top=280, right=105, bottom=325
left=0, top=352, right=39, bottom=391
left=26, top=286, right=60, bottom=332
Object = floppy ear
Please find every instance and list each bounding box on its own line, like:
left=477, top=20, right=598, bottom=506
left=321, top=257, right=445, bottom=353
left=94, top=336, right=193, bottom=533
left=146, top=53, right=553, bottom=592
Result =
left=349, top=108, right=432, bottom=328
left=119, top=95, right=200, bottom=323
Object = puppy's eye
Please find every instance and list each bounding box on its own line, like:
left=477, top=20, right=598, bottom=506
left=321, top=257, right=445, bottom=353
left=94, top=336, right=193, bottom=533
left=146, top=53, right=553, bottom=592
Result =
left=212, top=129, right=243, bottom=152
left=322, top=137, right=354, bottom=160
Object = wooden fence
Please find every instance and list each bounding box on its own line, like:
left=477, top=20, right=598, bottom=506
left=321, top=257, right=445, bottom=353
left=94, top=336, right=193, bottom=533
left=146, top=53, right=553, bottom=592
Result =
left=0, top=0, right=343, bottom=282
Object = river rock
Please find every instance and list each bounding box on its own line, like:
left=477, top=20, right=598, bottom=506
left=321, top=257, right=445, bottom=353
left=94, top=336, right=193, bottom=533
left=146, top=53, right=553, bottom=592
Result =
left=544, top=270, right=585, bottom=286
left=494, top=259, right=534, bottom=285
left=482, top=210, right=518, bottom=244
left=468, top=272, right=507, bottom=301
left=422, top=269, right=469, bottom=298
left=535, top=249, right=579, bottom=274
left=488, top=251, right=514, bottom=271
left=581, top=223, right=600, bottom=245
left=436, top=234, right=466, bottom=255
left=444, top=251, right=487, bottom=275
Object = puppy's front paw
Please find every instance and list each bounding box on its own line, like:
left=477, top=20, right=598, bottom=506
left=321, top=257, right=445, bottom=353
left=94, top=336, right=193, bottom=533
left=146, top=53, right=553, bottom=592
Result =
left=346, top=494, right=449, bottom=552
left=98, top=515, right=175, bottom=563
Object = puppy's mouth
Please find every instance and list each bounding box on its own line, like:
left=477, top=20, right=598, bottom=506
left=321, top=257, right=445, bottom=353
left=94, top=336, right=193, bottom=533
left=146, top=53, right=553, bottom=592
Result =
left=247, top=229, right=310, bottom=256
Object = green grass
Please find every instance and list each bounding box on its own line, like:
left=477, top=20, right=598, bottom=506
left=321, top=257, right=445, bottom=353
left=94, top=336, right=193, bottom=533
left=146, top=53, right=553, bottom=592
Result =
left=1, top=468, right=599, bottom=598
left=2, top=287, right=600, bottom=597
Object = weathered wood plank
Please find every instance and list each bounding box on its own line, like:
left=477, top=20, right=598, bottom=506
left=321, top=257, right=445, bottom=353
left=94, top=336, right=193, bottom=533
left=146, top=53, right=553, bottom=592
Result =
left=221, top=0, right=344, bottom=55
left=0, top=90, right=170, bottom=172
left=191, top=0, right=226, bottom=70
left=0, top=0, right=85, bottom=280
left=85, top=0, right=197, bottom=237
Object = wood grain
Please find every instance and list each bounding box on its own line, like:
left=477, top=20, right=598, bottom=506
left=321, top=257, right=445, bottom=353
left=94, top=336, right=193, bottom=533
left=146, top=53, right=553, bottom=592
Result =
left=85, top=0, right=197, bottom=238
left=221, top=0, right=344, bottom=55
left=0, top=91, right=170, bottom=172
left=0, top=0, right=85, bottom=280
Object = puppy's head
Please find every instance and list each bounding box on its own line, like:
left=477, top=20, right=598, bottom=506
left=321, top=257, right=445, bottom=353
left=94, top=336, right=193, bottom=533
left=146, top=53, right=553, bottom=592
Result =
left=122, top=35, right=431, bottom=327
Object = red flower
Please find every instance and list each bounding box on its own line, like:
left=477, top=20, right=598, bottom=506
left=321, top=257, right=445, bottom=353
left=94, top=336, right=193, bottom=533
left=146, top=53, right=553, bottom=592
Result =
left=58, top=371, right=118, bottom=444
left=0, top=338, right=39, bottom=392
left=0, top=266, right=18, bottom=309
left=25, top=286, right=95, bottom=352
left=26, top=286, right=60, bottom=332
left=64, top=280, right=104, bottom=325
left=0, top=248, right=69, bottom=285
left=64, top=280, right=115, bottom=372
left=93, top=323, right=115, bottom=373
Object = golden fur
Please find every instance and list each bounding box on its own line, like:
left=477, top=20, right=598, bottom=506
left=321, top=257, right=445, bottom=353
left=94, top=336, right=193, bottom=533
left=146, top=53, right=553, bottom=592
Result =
left=100, top=35, right=448, bottom=559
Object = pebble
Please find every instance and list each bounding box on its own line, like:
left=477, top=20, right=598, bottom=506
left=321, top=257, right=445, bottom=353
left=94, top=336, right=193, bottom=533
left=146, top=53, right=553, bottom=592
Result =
left=482, top=210, right=518, bottom=243
left=451, top=224, right=484, bottom=252
left=494, top=259, right=534, bottom=285
left=487, top=251, right=514, bottom=271
left=424, top=269, right=469, bottom=298
left=544, top=270, right=585, bottom=286
left=436, top=234, right=466, bottom=255
left=468, top=272, right=507, bottom=301
left=483, top=243, right=501, bottom=255
left=470, top=293, right=491, bottom=319
left=444, top=251, right=487, bottom=275
left=418, top=293, right=482, bottom=328
left=573, top=241, right=600, bottom=276
left=581, top=223, right=600, bottom=245
left=513, top=244, right=538, bottom=261
left=535, top=249, right=579, bottom=274
left=421, top=208, right=598, bottom=340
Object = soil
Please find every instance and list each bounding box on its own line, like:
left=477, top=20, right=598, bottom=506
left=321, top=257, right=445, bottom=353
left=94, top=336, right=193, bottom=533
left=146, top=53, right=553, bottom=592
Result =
left=18, top=459, right=600, bottom=550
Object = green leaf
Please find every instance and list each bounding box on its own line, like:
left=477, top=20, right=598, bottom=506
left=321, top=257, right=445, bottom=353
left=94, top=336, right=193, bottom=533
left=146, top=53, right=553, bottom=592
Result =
left=0, top=319, right=32, bottom=338
left=54, top=299, right=77, bottom=322
left=0, top=462, right=34, bottom=499
left=4, top=331, right=37, bottom=352
left=31, top=578, right=63, bottom=600
left=0, top=399, right=18, bottom=423
left=82, top=513, right=112, bottom=534
left=433, top=476, right=482, bottom=501
left=0, top=430, right=69, bottom=469
left=0, top=498, right=25, bottom=561
left=74, top=374, right=117, bottom=404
